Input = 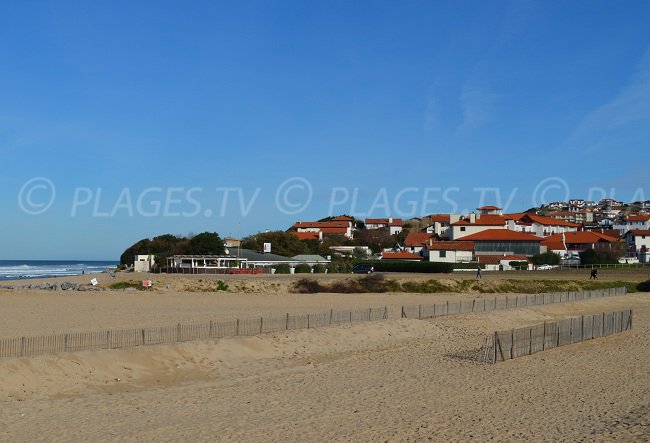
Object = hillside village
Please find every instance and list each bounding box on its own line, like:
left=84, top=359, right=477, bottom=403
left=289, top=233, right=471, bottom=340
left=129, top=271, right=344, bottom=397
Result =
left=131, top=198, right=650, bottom=273
left=286, top=199, right=650, bottom=269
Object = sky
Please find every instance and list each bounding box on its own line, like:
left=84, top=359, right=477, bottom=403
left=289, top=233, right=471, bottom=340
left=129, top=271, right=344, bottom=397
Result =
left=1, top=0, right=650, bottom=260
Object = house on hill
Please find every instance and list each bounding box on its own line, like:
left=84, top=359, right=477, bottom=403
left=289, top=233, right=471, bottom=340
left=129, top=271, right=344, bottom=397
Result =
left=403, top=232, right=436, bottom=254
left=365, top=218, right=404, bottom=235
left=291, top=220, right=353, bottom=239
left=507, top=213, right=580, bottom=237
left=450, top=214, right=507, bottom=240
left=477, top=205, right=503, bottom=215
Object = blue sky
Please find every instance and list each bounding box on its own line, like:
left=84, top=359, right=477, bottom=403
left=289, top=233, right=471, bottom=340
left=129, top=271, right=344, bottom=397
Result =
left=1, top=0, right=649, bottom=259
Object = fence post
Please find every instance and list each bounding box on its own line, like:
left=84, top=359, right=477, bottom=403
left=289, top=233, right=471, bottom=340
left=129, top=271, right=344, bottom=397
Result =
left=107, top=330, right=112, bottom=349
left=64, top=333, right=69, bottom=352
left=494, top=332, right=498, bottom=363
left=472, top=299, right=476, bottom=312
left=384, top=306, right=388, bottom=320
left=330, top=309, right=333, bottom=325
left=418, top=304, right=421, bottom=320
left=542, top=322, right=546, bottom=351
left=236, top=318, right=240, bottom=336
left=401, top=306, right=405, bottom=318
left=529, top=327, right=532, bottom=355
left=141, top=328, right=145, bottom=345
left=260, top=316, right=264, bottom=334
left=369, top=308, right=372, bottom=321
left=349, top=311, right=352, bottom=323
left=286, top=313, right=290, bottom=330
left=21, top=336, right=26, bottom=357
left=510, top=329, right=514, bottom=359
left=209, top=320, right=214, bottom=338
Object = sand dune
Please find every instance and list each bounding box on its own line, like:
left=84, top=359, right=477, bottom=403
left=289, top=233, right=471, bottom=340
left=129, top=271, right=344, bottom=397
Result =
left=1, top=293, right=648, bottom=442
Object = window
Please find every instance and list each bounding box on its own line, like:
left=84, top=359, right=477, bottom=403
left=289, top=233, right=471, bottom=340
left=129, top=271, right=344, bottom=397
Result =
left=439, top=251, right=447, bottom=258
left=460, top=227, right=466, bottom=232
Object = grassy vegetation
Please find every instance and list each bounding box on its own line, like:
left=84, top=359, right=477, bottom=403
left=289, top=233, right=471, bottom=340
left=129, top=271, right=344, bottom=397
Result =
left=291, top=276, right=637, bottom=294
left=109, top=281, right=148, bottom=290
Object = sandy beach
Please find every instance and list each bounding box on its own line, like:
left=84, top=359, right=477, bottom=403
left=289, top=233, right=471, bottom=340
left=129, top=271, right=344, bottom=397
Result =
left=0, top=276, right=648, bottom=441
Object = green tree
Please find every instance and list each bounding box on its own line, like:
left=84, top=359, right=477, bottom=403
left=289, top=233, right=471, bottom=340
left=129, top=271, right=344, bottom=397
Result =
left=579, top=248, right=619, bottom=265
left=186, top=232, right=226, bottom=255
left=531, top=251, right=560, bottom=266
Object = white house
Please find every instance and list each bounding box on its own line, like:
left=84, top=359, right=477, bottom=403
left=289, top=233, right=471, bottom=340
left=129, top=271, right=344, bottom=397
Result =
left=292, top=220, right=354, bottom=239
left=365, top=218, right=404, bottom=235
left=507, top=213, right=580, bottom=237
left=424, top=241, right=474, bottom=263
left=624, top=230, right=650, bottom=263
left=614, top=215, right=650, bottom=235
left=133, top=255, right=155, bottom=272
left=477, top=205, right=503, bottom=215
left=423, top=214, right=453, bottom=239
left=450, top=214, right=507, bottom=240
left=403, top=232, right=436, bottom=254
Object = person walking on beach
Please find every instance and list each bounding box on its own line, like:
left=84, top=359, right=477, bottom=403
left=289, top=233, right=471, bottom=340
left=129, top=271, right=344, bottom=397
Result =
left=476, top=266, right=482, bottom=279
left=589, top=268, right=598, bottom=280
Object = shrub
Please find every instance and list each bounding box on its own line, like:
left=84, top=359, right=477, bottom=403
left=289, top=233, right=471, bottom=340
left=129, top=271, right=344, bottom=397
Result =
left=215, top=280, right=229, bottom=291
left=637, top=280, right=650, bottom=292
left=327, top=261, right=353, bottom=273
left=294, top=264, right=312, bottom=273
left=312, top=264, right=327, bottom=273
left=109, top=281, right=145, bottom=290
left=532, top=251, right=560, bottom=266
left=292, top=278, right=324, bottom=293
left=273, top=264, right=291, bottom=274
left=509, top=261, right=529, bottom=270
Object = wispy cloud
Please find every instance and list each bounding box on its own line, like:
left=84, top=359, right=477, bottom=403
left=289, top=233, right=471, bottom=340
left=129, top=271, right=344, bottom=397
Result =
left=565, top=47, right=650, bottom=151
left=458, top=82, right=502, bottom=131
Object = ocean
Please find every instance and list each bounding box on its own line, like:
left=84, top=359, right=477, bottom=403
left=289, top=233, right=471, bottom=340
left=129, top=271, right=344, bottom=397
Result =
left=0, top=260, right=118, bottom=281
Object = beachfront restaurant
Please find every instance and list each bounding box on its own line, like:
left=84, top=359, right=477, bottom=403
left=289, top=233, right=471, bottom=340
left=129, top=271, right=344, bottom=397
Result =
left=166, top=255, right=248, bottom=273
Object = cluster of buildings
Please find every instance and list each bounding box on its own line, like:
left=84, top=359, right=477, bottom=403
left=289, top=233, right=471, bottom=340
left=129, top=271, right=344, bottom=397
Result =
left=288, top=201, right=650, bottom=267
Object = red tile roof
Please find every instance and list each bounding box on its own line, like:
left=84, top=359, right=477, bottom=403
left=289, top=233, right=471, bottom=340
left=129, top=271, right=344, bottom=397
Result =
left=290, top=232, right=320, bottom=241
left=294, top=221, right=350, bottom=229
left=457, top=229, right=543, bottom=242
left=542, top=241, right=566, bottom=251
left=331, top=216, right=354, bottom=221
left=381, top=251, right=422, bottom=260
left=429, top=214, right=451, bottom=223
left=404, top=232, right=435, bottom=247
left=365, top=218, right=404, bottom=226
left=542, top=231, right=618, bottom=245
left=477, top=205, right=502, bottom=210
left=426, top=241, right=475, bottom=251
left=627, top=215, right=650, bottom=221
left=516, top=213, right=581, bottom=228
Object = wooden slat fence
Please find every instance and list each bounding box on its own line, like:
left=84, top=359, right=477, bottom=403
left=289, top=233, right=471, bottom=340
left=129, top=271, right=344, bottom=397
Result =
left=0, top=287, right=627, bottom=359
left=484, top=309, right=633, bottom=363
